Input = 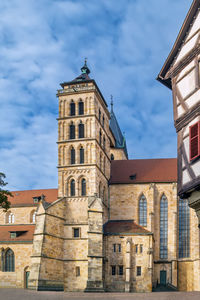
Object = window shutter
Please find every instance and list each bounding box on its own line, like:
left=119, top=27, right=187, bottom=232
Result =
left=189, top=121, right=200, bottom=160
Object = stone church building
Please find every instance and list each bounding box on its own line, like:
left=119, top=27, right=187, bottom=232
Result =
left=0, top=60, right=199, bottom=293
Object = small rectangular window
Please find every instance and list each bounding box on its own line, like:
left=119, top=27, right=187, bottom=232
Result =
left=135, top=244, right=138, bottom=253
left=111, top=266, right=116, bottom=276
left=119, top=265, right=123, bottom=275
left=113, top=244, right=116, bottom=252
left=140, top=244, right=143, bottom=253
left=137, top=266, right=141, bottom=276
left=73, top=228, right=80, bottom=238
left=76, top=266, right=80, bottom=277
left=118, top=244, right=121, bottom=252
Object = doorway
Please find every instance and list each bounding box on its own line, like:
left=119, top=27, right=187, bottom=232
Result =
left=160, top=270, right=166, bottom=286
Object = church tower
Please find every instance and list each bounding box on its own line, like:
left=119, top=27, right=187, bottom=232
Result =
left=57, top=60, right=110, bottom=291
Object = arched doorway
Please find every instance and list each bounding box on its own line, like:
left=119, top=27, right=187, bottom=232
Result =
left=24, top=266, right=30, bottom=289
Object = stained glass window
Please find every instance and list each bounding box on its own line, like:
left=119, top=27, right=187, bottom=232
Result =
left=139, top=195, right=147, bottom=226
left=179, top=199, right=190, bottom=258
left=5, top=249, right=15, bottom=272
left=160, top=194, right=168, bottom=259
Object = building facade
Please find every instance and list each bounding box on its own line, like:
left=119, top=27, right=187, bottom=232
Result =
left=158, top=0, right=200, bottom=226
left=0, top=59, right=200, bottom=292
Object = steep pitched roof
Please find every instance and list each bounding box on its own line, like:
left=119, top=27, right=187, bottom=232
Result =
left=0, top=225, right=35, bottom=242
left=110, top=158, right=177, bottom=184
left=109, top=107, right=128, bottom=158
left=7, top=189, right=58, bottom=206
left=157, top=0, right=200, bottom=89
left=104, top=220, right=151, bottom=235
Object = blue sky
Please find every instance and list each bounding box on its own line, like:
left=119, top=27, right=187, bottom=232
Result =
left=0, top=0, right=192, bottom=190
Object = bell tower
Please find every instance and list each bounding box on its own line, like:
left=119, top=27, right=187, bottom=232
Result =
left=57, top=60, right=110, bottom=291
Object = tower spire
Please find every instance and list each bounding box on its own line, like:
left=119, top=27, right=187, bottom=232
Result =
left=81, top=58, right=90, bottom=75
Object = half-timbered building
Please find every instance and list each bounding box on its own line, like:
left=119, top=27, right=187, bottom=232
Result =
left=158, top=0, right=200, bottom=227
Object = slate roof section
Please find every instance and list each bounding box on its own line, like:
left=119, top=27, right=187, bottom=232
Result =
left=7, top=189, right=58, bottom=206
left=109, top=108, right=128, bottom=158
left=110, top=158, right=177, bottom=184
left=157, top=0, right=200, bottom=89
left=0, top=225, right=35, bottom=242
left=103, top=220, right=152, bottom=235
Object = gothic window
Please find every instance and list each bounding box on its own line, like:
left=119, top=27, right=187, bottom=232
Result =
left=81, top=178, right=86, bottom=196
left=99, top=109, right=101, bottom=121
left=5, top=249, right=15, bottom=272
left=111, top=154, right=114, bottom=161
left=78, top=122, right=84, bottom=138
left=70, top=147, right=75, bottom=164
left=103, top=136, right=105, bottom=149
left=8, top=213, right=14, bottom=224
left=69, top=122, right=75, bottom=139
left=78, top=100, right=84, bottom=115
left=135, top=245, right=138, bottom=253
left=139, top=195, right=147, bottom=227
left=70, top=101, right=75, bottom=116
left=99, top=130, right=102, bottom=145
left=102, top=115, right=105, bottom=128
left=70, top=179, right=75, bottom=196
left=160, top=194, right=168, bottom=259
left=179, top=199, right=190, bottom=258
left=80, top=147, right=84, bottom=164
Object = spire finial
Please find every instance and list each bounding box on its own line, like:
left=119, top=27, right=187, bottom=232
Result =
left=81, top=58, right=90, bottom=75
left=111, top=95, right=113, bottom=111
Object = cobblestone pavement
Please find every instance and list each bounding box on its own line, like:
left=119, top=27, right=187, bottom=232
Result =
left=1, top=289, right=200, bottom=300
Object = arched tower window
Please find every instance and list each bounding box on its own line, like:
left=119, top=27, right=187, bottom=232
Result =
left=71, top=147, right=75, bottom=164
left=70, top=179, right=75, bottom=196
left=99, top=109, right=101, bottom=121
left=70, top=100, right=75, bottom=116
left=5, top=249, right=15, bottom=272
left=78, top=100, right=84, bottom=115
left=103, top=136, right=105, bottom=149
left=111, top=154, right=114, bottom=161
left=102, top=115, right=105, bottom=128
left=179, top=198, right=190, bottom=258
left=139, top=195, right=147, bottom=227
left=160, top=194, right=168, bottom=259
left=78, top=122, right=84, bottom=138
left=80, top=147, right=84, bottom=164
left=81, top=179, right=86, bottom=196
left=99, top=130, right=102, bottom=145
left=8, top=213, right=14, bottom=224
left=69, top=122, right=75, bottom=139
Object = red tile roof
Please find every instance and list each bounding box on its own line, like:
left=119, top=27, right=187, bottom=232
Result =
left=8, top=189, right=58, bottom=206
left=0, top=225, right=35, bottom=242
left=110, top=158, right=177, bottom=184
left=104, top=220, right=151, bottom=235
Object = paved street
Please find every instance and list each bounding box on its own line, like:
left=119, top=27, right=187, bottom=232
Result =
left=1, top=289, right=200, bottom=300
